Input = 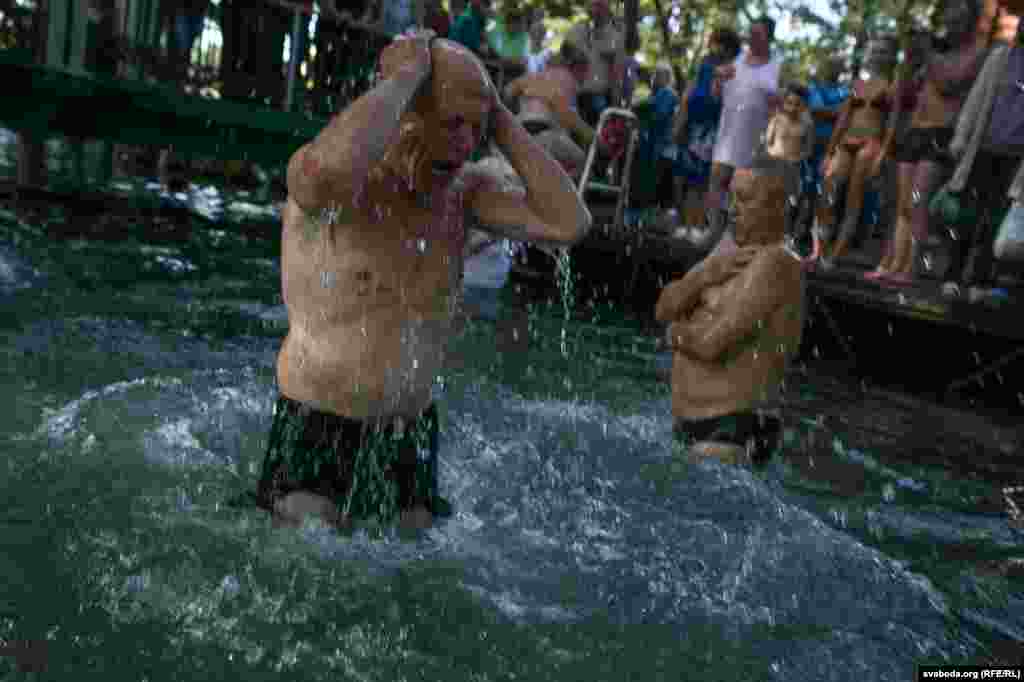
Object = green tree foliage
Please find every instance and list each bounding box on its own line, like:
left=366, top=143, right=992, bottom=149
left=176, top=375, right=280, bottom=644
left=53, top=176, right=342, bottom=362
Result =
left=499, top=0, right=945, bottom=85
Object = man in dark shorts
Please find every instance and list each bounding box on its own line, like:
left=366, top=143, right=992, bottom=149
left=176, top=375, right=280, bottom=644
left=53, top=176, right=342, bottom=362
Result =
left=235, top=32, right=590, bottom=530
left=655, top=156, right=804, bottom=465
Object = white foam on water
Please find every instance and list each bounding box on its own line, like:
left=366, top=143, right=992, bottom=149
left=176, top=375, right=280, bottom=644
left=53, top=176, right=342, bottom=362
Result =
left=38, top=375, right=187, bottom=441
left=31, top=354, right=1010, bottom=674
left=0, top=245, right=44, bottom=292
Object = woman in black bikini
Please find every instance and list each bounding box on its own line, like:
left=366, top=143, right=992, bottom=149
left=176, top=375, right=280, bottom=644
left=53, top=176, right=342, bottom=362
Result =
left=876, top=0, right=995, bottom=286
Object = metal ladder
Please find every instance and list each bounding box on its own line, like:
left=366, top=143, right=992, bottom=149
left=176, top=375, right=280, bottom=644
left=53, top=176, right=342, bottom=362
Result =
left=577, top=107, right=639, bottom=237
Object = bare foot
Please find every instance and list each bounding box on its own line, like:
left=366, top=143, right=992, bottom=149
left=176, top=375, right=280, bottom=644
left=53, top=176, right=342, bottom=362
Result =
left=689, top=440, right=747, bottom=465
left=399, top=505, right=434, bottom=531
left=272, top=491, right=349, bottom=529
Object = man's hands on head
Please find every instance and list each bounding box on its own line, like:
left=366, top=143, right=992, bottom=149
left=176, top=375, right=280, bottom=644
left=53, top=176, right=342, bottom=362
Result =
left=379, top=29, right=435, bottom=80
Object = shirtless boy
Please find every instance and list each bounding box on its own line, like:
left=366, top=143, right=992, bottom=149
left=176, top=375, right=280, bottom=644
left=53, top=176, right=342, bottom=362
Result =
left=655, top=157, right=804, bottom=464
left=254, top=33, right=591, bottom=530
left=764, top=85, right=815, bottom=228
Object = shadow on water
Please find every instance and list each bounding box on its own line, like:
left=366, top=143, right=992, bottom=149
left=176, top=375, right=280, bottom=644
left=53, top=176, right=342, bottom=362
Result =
left=0, top=139, right=1022, bottom=679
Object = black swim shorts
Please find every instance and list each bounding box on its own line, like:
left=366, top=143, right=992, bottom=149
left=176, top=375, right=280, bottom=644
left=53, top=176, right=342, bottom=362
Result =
left=673, top=411, right=782, bottom=464
left=891, top=126, right=954, bottom=165
left=523, top=120, right=553, bottom=136
left=255, top=395, right=450, bottom=522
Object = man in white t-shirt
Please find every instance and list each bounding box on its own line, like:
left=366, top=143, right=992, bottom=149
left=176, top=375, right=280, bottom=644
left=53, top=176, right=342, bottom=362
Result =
left=696, top=17, right=782, bottom=250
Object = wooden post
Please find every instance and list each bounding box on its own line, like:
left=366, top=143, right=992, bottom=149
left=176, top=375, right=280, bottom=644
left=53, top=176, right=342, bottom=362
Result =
left=17, top=0, right=50, bottom=187
left=284, top=6, right=304, bottom=112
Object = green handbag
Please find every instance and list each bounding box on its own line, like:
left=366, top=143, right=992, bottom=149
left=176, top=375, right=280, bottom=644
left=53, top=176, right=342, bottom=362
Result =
left=929, top=187, right=978, bottom=225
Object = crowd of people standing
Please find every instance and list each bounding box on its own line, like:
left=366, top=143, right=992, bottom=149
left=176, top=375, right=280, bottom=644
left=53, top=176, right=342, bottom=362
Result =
left=637, top=1, right=1023, bottom=305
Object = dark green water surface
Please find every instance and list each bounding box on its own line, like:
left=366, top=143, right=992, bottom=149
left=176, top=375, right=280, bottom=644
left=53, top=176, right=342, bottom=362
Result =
left=0, top=164, right=1021, bottom=680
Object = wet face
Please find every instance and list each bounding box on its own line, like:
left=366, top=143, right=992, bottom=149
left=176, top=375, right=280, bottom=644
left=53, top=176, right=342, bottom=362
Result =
left=731, top=169, right=785, bottom=243
left=421, top=44, right=494, bottom=179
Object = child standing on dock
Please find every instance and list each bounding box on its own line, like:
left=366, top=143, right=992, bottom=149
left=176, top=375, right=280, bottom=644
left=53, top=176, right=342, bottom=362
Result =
left=763, top=85, right=815, bottom=242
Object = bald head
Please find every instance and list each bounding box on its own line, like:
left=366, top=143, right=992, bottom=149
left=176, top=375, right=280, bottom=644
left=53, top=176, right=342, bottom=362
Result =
left=428, top=39, right=495, bottom=104
left=731, top=159, right=790, bottom=245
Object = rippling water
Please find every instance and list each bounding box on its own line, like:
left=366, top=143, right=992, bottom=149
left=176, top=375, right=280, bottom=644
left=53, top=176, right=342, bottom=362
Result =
left=0, top=170, right=1021, bottom=679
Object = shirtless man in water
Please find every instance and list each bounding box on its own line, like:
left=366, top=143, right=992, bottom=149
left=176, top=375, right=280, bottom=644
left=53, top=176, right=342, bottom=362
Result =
left=655, top=157, right=803, bottom=464
left=254, top=32, right=591, bottom=530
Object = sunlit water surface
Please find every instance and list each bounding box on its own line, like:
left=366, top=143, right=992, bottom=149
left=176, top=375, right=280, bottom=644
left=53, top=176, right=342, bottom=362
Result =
left=0, top=170, right=1021, bottom=680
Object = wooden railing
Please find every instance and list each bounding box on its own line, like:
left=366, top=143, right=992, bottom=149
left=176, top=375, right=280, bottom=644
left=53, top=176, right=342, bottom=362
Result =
left=0, top=0, right=511, bottom=122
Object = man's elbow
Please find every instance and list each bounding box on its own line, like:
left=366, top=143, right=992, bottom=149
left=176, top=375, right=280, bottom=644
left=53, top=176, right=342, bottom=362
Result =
left=561, top=204, right=592, bottom=245
left=286, top=145, right=325, bottom=212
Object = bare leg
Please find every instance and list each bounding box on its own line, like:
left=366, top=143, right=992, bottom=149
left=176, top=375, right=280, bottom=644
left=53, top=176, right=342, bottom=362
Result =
left=832, top=140, right=882, bottom=261
left=886, top=162, right=917, bottom=278
left=273, top=491, right=350, bottom=529
left=810, top=147, right=853, bottom=262
left=890, top=160, right=945, bottom=279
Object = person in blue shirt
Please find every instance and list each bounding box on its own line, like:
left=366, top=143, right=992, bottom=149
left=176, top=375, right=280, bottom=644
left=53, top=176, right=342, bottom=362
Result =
left=670, top=28, right=742, bottom=226
left=636, top=63, right=680, bottom=208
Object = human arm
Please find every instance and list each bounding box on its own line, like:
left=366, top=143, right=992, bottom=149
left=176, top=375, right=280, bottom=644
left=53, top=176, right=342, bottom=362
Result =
left=285, top=33, right=432, bottom=215
left=764, top=115, right=777, bottom=149
left=679, top=249, right=800, bottom=363
left=550, top=79, right=596, bottom=147
left=763, top=65, right=783, bottom=110
left=800, top=112, right=815, bottom=161
left=672, top=82, right=696, bottom=141
left=654, top=247, right=758, bottom=322
left=503, top=74, right=525, bottom=103
left=469, top=104, right=592, bottom=245
left=711, top=61, right=735, bottom=99
left=823, top=97, right=853, bottom=163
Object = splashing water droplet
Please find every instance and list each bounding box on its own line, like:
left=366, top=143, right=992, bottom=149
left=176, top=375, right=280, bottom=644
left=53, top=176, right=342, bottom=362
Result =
left=416, top=238, right=428, bottom=253
left=911, top=189, right=922, bottom=206
left=321, top=205, right=340, bottom=224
